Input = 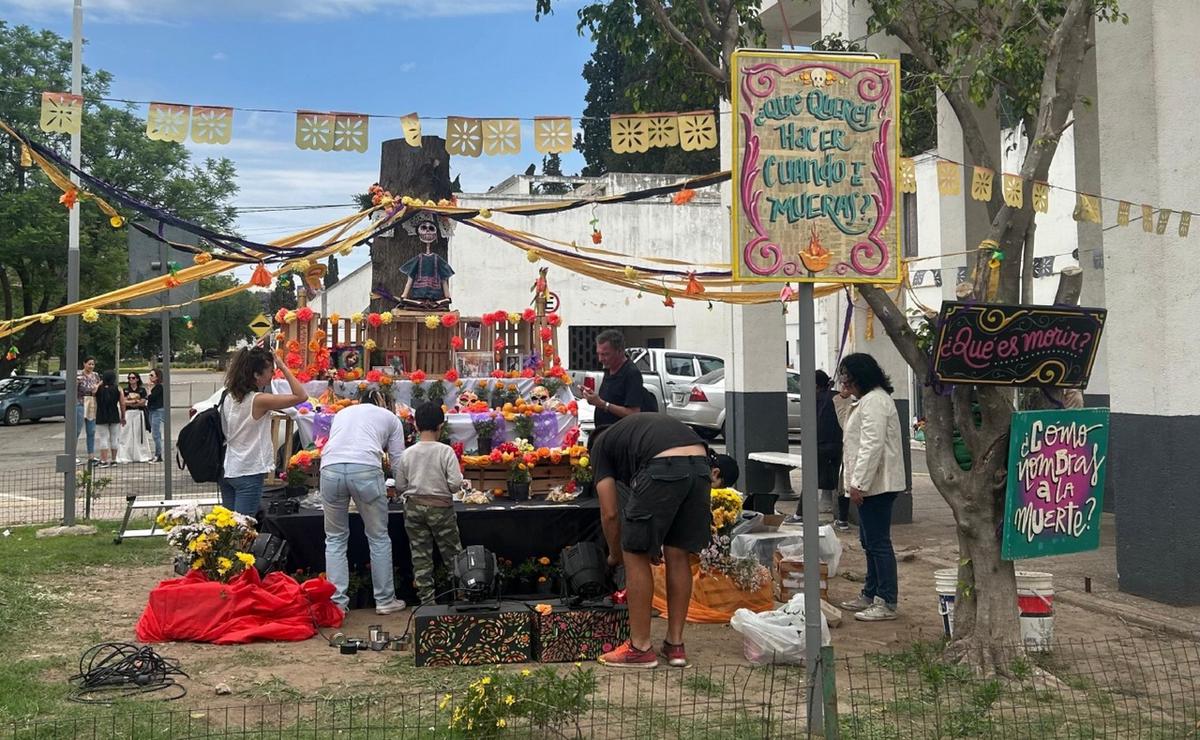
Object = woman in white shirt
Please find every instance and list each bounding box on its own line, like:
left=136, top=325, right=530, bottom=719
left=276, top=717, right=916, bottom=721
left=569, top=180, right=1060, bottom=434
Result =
left=836, top=353, right=906, bottom=622
left=219, top=346, right=307, bottom=517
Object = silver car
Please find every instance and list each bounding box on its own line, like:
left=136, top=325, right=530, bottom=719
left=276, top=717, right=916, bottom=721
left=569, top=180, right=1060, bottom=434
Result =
left=667, top=368, right=805, bottom=439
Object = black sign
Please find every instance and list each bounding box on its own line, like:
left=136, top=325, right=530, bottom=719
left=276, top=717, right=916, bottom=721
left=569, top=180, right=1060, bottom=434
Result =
left=932, top=302, right=1106, bottom=387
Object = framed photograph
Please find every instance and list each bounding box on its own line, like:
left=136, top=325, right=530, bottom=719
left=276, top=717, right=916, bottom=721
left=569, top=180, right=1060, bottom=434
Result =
left=455, top=351, right=495, bottom=378
left=502, top=354, right=524, bottom=373
left=333, top=346, right=364, bottom=372
left=383, top=351, right=410, bottom=375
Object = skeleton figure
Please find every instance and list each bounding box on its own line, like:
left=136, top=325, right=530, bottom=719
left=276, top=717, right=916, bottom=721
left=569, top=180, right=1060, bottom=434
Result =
left=399, top=213, right=455, bottom=309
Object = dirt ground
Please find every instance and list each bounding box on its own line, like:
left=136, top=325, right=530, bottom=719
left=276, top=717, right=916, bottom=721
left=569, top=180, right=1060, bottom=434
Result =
left=35, top=524, right=1154, bottom=713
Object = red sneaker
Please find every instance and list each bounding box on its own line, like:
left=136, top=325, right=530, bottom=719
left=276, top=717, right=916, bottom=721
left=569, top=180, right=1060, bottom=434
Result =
left=598, top=641, right=658, bottom=669
left=660, top=641, right=688, bottom=667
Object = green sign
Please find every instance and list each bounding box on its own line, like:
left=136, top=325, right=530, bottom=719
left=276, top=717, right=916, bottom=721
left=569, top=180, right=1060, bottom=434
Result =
left=1002, top=408, right=1109, bottom=560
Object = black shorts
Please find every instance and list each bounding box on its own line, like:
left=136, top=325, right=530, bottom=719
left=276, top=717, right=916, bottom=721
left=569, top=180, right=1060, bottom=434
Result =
left=619, top=456, right=712, bottom=555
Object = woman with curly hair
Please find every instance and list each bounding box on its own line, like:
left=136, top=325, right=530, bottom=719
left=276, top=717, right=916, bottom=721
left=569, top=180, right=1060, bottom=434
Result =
left=218, top=346, right=307, bottom=517
left=836, top=353, right=906, bottom=623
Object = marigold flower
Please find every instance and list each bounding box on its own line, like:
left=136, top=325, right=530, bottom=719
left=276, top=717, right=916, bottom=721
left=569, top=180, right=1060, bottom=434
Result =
left=444, top=369, right=459, bottom=382
left=81, top=308, right=100, bottom=323
left=506, top=312, right=521, bottom=325
left=410, top=370, right=426, bottom=384
left=364, top=339, right=377, bottom=351
left=538, top=556, right=550, bottom=566
left=297, top=306, right=314, bottom=322
left=329, top=312, right=341, bottom=324
left=424, top=315, right=439, bottom=330
left=379, top=311, right=393, bottom=325
left=351, top=312, right=364, bottom=324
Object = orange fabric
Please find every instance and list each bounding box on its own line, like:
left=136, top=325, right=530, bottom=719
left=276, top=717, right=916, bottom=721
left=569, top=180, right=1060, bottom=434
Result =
left=651, top=562, right=774, bottom=624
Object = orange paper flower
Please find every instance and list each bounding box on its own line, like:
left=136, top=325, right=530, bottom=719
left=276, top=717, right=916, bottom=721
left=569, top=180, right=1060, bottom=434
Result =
left=672, top=188, right=696, bottom=206
left=534, top=603, right=553, bottom=616
left=250, top=263, right=273, bottom=288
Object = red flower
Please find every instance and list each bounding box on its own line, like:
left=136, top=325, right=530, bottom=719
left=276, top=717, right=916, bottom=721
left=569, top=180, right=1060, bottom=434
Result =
left=591, top=230, right=602, bottom=244
left=441, top=313, right=458, bottom=328
left=273, top=369, right=284, bottom=380
left=522, top=308, right=537, bottom=323
left=274, top=308, right=289, bottom=325
left=297, top=371, right=312, bottom=383
left=494, top=338, right=506, bottom=352
left=491, top=369, right=505, bottom=379
left=450, top=335, right=464, bottom=350
left=366, top=369, right=382, bottom=383
left=489, top=449, right=503, bottom=464
left=564, top=427, right=581, bottom=447
left=521, top=368, right=535, bottom=378
left=539, top=326, right=552, bottom=341
left=564, top=480, right=577, bottom=494
left=297, top=306, right=314, bottom=322
left=315, top=355, right=331, bottom=371
left=410, top=370, right=427, bottom=384
left=285, top=352, right=303, bottom=369
left=481, top=313, right=495, bottom=327
left=451, top=442, right=465, bottom=460
left=546, top=312, right=562, bottom=327
left=367, top=312, right=383, bottom=328
left=444, top=369, right=459, bottom=382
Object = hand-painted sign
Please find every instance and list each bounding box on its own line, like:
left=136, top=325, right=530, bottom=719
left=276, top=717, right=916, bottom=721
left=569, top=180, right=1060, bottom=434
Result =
left=731, top=50, right=901, bottom=284
left=932, top=302, right=1106, bottom=387
left=1002, top=409, right=1109, bottom=560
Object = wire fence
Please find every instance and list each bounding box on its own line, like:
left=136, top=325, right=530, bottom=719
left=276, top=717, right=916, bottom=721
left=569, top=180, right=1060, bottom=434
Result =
left=0, top=461, right=218, bottom=526
left=3, top=663, right=808, bottom=739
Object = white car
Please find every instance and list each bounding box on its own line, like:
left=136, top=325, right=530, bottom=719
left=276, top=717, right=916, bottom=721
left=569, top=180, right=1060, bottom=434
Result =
left=667, top=368, right=806, bottom=438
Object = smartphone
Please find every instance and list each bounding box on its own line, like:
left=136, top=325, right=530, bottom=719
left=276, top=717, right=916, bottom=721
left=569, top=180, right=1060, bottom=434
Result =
left=583, top=376, right=596, bottom=394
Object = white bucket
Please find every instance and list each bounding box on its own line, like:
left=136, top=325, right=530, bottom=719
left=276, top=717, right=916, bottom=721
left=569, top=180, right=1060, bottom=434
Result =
left=934, top=568, right=957, bottom=637
left=1015, top=571, right=1055, bottom=616
left=1020, top=615, right=1054, bottom=652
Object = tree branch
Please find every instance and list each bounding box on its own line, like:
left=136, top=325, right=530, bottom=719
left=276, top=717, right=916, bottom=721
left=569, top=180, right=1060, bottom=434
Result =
left=641, top=0, right=728, bottom=84
left=695, top=0, right=721, bottom=39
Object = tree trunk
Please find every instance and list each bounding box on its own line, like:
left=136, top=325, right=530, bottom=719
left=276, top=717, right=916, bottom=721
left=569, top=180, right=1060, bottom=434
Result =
left=371, top=136, right=453, bottom=312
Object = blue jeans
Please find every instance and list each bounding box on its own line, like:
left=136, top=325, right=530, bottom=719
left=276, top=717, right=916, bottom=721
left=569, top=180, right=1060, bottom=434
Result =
left=149, top=408, right=164, bottom=459
left=219, top=474, right=265, bottom=518
left=320, top=463, right=397, bottom=611
left=75, top=403, right=96, bottom=456
left=857, top=491, right=900, bottom=609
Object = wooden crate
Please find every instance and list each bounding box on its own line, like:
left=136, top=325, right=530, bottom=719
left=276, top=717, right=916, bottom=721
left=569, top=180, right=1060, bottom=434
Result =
left=773, top=551, right=829, bottom=602
left=466, top=461, right=572, bottom=496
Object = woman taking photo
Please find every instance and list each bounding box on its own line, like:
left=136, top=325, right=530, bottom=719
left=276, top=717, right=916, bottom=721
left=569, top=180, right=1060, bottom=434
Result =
left=219, top=346, right=307, bottom=517
left=836, top=353, right=906, bottom=622
left=117, top=372, right=154, bottom=463
left=93, top=371, right=126, bottom=468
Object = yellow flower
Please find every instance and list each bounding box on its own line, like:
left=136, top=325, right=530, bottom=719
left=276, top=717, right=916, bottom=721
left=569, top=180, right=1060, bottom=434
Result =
left=579, top=456, right=589, bottom=468
left=351, top=312, right=364, bottom=324
left=424, top=315, right=439, bottom=330
left=38, top=313, right=55, bottom=324
left=438, top=693, right=451, bottom=710
left=480, top=676, right=492, bottom=685
left=329, top=312, right=341, bottom=324
left=507, top=312, right=521, bottom=325
left=365, top=339, right=377, bottom=352
left=504, top=694, right=515, bottom=706
left=379, top=311, right=393, bottom=325
left=496, top=719, right=507, bottom=728
left=526, top=250, right=540, bottom=263
left=81, top=308, right=100, bottom=323
left=284, top=310, right=297, bottom=324
left=191, top=557, right=205, bottom=570
left=217, top=557, right=232, bottom=574
left=520, top=669, right=531, bottom=677
left=155, top=513, right=168, bottom=528
left=236, top=552, right=255, bottom=567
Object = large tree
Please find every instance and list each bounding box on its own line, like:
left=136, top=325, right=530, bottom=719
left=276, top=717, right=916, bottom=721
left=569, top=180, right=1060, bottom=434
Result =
left=535, top=0, right=1125, bottom=671
left=0, top=23, right=238, bottom=375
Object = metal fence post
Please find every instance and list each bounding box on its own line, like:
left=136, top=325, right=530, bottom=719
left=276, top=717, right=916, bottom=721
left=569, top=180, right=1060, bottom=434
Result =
left=84, top=459, right=95, bottom=519
left=821, top=645, right=839, bottom=739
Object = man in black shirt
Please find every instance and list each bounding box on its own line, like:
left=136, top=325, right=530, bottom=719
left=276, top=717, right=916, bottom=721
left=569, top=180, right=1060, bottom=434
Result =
left=583, top=330, right=646, bottom=440
left=590, top=413, right=710, bottom=669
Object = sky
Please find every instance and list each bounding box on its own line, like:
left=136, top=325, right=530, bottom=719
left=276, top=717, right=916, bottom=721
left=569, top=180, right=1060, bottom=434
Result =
left=1, top=0, right=594, bottom=278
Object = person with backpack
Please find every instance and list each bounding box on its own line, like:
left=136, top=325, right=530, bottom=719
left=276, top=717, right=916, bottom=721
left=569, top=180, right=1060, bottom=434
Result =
left=217, top=346, right=307, bottom=517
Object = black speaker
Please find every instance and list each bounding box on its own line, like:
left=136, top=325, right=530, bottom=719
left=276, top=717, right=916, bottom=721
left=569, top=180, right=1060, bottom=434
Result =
left=560, top=542, right=609, bottom=601
left=250, top=533, right=289, bottom=576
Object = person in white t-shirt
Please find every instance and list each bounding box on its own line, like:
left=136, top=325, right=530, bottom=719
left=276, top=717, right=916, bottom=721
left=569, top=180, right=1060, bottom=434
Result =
left=219, top=347, right=307, bottom=517
left=319, top=390, right=408, bottom=615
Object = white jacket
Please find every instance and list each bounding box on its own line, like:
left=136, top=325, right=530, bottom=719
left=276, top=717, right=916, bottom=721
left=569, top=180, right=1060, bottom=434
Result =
left=842, top=388, right=906, bottom=496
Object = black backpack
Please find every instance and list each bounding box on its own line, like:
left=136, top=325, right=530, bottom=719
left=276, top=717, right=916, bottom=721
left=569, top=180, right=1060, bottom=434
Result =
left=176, top=390, right=228, bottom=483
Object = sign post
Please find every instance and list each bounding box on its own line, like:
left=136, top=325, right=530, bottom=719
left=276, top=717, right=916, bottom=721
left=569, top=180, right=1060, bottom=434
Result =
left=730, top=48, right=900, bottom=734
left=248, top=313, right=272, bottom=339
left=1002, top=408, right=1109, bottom=559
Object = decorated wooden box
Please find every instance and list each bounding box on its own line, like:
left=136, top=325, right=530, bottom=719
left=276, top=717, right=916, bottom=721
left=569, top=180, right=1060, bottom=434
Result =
left=413, top=601, right=533, bottom=667
left=465, top=461, right=573, bottom=496
left=531, top=603, right=630, bottom=663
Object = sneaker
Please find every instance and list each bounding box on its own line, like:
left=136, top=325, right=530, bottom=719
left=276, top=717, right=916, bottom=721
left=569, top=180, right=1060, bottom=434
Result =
left=782, top=514, right=803, bottom=525
left=833, top=520, right=851, bottom=533
left=599, top=641, right=658, bottom=669
left=375, top=599, right=407, bottom=615
left=840, top=594, right=877, bottom=612
left=660, top=641, right=688, bottom=668
left=855, top=603, right=897, bottom=621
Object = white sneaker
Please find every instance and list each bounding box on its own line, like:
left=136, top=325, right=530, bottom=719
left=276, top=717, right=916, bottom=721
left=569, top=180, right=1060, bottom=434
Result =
left=839, top=595, right=877, bottom=612
left=855, top=603, right=897, bottom=622
left=375, top=600, right=407, bottom=615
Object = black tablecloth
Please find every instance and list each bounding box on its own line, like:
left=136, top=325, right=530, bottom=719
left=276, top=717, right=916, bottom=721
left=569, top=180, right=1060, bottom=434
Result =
left=259, top=498, right=603, bottom=602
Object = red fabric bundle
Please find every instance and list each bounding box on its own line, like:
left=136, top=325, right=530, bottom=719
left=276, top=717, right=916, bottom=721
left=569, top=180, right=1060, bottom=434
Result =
left=135, top=569, right=343, bottom=645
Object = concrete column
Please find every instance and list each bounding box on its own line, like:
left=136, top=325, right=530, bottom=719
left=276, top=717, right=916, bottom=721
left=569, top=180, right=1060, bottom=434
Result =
left=720, top=98, right=790, bottom=496
left=1096, top=0, right=1200, bottom=606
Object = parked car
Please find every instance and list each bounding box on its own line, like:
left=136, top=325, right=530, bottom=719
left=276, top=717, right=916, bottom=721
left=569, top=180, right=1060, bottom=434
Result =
left=0, top=374, right=67, bottom=425
left=629, top=347, right=724, bottom=411
left=666, top=368, right=805, bottom=438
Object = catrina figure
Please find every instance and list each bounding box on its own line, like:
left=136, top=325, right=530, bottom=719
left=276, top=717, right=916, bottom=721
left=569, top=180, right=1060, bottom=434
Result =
left=400, top=213, right=455, bottom=309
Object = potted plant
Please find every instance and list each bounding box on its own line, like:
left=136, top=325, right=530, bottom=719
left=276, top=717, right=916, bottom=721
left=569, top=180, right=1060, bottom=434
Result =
left=571, top=454, right=594, bottom=497
left=472, top=412, right=498, bottom=455
left=516, top=558, right=540, bottom=594
left=285, top=449, right=320, bottom=497
left=508, top=457, right=533, bottom=501
left=534, top=555, right=556, bottom=594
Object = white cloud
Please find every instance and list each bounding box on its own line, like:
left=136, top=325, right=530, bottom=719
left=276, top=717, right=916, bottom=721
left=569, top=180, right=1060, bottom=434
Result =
left=398, top=61, right=417, bottom=73
left=0, top=0, right=534, bottom=24
left=211, top=51, right=227, bottom=61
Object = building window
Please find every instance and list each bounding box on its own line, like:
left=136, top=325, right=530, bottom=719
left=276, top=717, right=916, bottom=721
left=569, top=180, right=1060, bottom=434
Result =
left=902, top=192, right=919, bottom=258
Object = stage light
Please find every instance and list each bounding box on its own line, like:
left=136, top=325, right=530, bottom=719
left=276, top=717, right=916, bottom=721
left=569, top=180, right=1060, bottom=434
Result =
left=560, top=542, right=609, bottom=602
left=249, top=533, right=289, bottom=576
left=452, top=546, right=498, bottom=603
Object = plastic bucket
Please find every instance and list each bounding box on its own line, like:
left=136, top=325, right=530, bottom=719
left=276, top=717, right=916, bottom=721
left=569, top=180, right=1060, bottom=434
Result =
left=1015, top=571, right=1054, bottom=616
left=934, top=568, right=957, bottom=637
left=1020, top=615, right=1054, bottom=652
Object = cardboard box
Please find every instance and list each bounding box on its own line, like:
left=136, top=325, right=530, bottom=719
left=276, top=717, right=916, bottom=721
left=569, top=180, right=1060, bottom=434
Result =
left=531, top=603, right=630, bottom=662
left=414, top=601, right=532, bottom=666
left=773, top=551, right=828, bottom=602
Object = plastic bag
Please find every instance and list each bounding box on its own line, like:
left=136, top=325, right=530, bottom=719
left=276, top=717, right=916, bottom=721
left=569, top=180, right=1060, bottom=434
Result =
left=729, top=594, right=830, bottom=665
left=775, top=525, right=845, bottom=577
